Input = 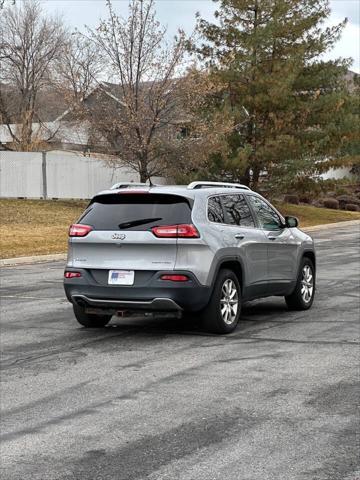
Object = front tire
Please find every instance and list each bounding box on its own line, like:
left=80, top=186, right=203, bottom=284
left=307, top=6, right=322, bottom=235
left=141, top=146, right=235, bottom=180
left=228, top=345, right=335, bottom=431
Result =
left=200, top=269, right=241, bottom=334
left=73, top=304, right=112, bottom=328
left=285, top=257, right=315, bottom=310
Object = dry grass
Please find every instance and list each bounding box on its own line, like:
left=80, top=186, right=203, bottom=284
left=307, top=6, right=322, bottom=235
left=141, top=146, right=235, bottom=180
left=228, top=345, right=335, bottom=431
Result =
left=1, top=198, right=359, bottom=259
left=0, top=199, right=87, bottom=259
left=275, top=202, right=360, bottom=227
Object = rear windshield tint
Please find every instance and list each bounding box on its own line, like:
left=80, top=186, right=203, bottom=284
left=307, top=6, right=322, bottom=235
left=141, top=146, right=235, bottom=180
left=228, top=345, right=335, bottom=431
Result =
left=79, top=193, right=192, bottom=231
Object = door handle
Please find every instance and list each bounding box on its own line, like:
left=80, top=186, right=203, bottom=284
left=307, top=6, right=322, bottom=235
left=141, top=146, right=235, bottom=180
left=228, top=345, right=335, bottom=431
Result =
left=235, top=234, right=245, bottom=240
left=268, top=236, right=276, bottom=241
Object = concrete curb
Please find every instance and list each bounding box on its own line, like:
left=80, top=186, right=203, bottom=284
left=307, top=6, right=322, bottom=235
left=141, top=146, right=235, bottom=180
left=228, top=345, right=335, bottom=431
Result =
left=302, top=219, right=360, bottom=232
left=0, top=253, right=66, bottom=267
left=1, top=220, right=359, bottom=267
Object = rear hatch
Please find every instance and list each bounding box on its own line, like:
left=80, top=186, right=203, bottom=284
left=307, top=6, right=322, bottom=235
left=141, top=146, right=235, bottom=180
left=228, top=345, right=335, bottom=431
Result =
left=69, top=192, right=193, bottom=271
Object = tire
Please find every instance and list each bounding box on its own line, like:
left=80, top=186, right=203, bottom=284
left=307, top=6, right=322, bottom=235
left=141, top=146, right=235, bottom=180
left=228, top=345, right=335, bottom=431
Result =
left=73, top=304, right=112, bottom=328
left=200, top=268, right=241, bottom=334
left=285, top=257, right=315, bottom=310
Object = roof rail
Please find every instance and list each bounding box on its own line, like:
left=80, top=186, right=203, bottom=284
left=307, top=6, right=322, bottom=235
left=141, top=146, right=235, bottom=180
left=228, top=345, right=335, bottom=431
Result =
left=187, top=181, right=251, bottom=191
left=110, top=182, right=149, bottom=190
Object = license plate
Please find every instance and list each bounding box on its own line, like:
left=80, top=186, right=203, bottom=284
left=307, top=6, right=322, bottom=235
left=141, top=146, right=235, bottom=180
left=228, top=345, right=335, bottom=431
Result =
left=108, top=270, right=134, bottom=285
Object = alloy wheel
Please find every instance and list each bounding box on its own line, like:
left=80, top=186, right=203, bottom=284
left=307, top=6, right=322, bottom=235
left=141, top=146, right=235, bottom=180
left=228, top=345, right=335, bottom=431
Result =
left=301, top=265, right=314, bottom=304
left=220, top=279, right=239, bottom=325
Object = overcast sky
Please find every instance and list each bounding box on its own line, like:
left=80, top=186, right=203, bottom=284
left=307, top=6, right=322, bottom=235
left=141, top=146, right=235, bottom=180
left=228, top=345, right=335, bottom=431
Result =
left=41, top=0, right=360, bottom=72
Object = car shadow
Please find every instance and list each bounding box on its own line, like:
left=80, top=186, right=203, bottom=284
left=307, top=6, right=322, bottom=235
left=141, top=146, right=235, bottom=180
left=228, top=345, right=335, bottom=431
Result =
left=79, top=297, right=290, bottom=338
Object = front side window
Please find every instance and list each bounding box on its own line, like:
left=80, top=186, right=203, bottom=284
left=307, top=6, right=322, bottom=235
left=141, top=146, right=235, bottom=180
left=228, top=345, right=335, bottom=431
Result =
left=247, top=195, right=282, bottom=231
left=208, top=196, right=225, bottom=223
left=222, top=195, right=255, bottom=227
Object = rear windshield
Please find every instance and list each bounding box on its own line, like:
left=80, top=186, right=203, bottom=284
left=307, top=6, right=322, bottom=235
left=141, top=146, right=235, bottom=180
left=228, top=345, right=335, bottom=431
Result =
left=79, top=193, right=192, bottom=231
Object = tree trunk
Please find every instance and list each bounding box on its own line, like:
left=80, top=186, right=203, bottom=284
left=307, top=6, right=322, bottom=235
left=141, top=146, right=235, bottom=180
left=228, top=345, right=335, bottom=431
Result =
left=240, top=167, right=251, bottom=186
left=139, top=157, right=148, bottom=183
left=139, top=171, right=148, bottom=183
left=251, top=166, right=261, bottom=191
left=19, top=107, right=34, bottom=150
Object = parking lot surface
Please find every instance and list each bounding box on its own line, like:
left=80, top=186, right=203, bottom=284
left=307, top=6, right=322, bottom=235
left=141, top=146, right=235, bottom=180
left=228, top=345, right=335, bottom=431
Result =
left=0, top=224, right=359, bottom=480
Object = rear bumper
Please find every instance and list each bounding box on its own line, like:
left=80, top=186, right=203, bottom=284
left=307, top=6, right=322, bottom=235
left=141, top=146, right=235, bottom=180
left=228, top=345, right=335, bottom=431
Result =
left=63, top=268, right=211, bottom=312
left=72, top=294, right=182, bottom=311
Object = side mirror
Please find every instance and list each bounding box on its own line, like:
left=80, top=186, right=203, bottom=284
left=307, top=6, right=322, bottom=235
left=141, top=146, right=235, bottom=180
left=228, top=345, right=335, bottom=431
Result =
left=285, top=216, right=299, bottom=228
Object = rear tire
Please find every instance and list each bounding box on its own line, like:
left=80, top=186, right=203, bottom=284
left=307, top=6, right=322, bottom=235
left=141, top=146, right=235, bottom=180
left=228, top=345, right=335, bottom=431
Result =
left=73, top=304, right=112, bottom=328
left=285, top=257, right=315, bottom=310
left=200, top=269, right=241, bottom=334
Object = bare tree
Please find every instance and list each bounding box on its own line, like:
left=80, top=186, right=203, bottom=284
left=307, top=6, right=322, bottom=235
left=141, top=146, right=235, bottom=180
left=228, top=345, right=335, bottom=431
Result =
left=0, top=0, right=65, bottom=150
left=161, top=67, right=236, bottom=182
left=84, top=0, right=189, bottom=182
left=54, top=33, right=104, bottom=107
left=0, top=0, right=15, bottom=10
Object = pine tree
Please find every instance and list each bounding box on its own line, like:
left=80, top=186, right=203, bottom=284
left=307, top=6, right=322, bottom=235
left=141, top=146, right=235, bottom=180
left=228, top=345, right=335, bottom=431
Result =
left=192, top=0, right=359, bottom=191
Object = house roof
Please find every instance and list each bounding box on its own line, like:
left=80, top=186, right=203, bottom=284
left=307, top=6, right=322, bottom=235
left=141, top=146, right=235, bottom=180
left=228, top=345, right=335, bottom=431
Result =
left=57, top=69, right=359, bottom=124
left=0, top=84, right=68, bottom=123
left=344, top=70, right=359, bottom=91
left=0, top=120, right=90, bottom=146
left=1, top=70, right=358, bottom=140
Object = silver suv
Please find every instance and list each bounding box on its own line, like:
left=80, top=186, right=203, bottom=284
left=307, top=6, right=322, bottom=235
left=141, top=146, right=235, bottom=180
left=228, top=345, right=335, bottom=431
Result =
left=64, top=181, right=316, bottom=333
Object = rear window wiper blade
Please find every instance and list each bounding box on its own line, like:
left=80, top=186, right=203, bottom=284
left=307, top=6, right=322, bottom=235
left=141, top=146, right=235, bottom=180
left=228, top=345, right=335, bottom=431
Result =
left=118, top=217, right=162, bottom=229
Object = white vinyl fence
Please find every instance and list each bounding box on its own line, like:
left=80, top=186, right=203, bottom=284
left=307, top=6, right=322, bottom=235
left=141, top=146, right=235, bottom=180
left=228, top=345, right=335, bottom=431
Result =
left=0, top=151, right=166, bottom=199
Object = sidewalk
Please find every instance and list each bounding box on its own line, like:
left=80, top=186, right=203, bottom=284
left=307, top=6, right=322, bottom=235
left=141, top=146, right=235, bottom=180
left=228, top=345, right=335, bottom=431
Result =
left=1, top=219, right=359, bottom=267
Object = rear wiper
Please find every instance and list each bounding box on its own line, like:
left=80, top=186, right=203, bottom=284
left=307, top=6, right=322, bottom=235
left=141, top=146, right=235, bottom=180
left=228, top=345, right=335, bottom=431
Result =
left=118, top=217, right=162, bottom=229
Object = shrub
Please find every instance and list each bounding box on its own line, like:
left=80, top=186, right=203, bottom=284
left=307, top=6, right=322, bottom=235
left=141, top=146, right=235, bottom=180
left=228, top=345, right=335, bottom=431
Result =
left=299, top=195, right=311, bottom=204
left=323, top=198, right=339, bottom=210
left=337, top=195, right=360, bottom=209
left=325, top=191, right=336, bottom=197
left=334, top=187, right=349, bottom=197
left=311, top=200, right=324, bottom=208
left=284, top=194, right=299, bottom=205
left=345, top=204, right=360, bottom=212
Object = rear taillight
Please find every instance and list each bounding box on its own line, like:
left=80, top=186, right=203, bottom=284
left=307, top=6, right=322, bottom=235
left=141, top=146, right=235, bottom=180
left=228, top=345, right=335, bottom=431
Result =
left=151, top=224, right=199, bottom=238
left=69, top=224, right=93, bottom=237
left=64, top=271, right=82, bottom=279
left=160, top=274, right=190, bottom=282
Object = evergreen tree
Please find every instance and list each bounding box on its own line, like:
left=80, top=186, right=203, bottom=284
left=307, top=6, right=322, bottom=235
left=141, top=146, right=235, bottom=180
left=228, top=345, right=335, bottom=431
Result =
left=192, top=0, right=359, bottom=190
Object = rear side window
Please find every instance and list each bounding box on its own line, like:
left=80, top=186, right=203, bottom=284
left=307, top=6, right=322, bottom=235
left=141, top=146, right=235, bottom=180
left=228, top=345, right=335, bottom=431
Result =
left=222, top=195, right=255, bottom=227
left=79, top=194, right=192, bottom=231
left=208, top=196, right=225, bottom=223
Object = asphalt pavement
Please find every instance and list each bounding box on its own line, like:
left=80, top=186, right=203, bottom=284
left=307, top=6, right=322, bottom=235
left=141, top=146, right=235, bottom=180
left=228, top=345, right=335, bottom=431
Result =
left=0, top=223, right=359, bottom=480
